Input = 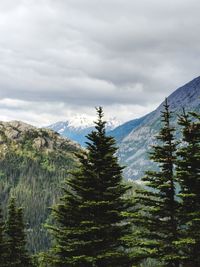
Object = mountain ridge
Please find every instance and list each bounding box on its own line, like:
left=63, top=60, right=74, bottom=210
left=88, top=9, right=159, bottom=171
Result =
left=117, top=76, right=200, bottom=180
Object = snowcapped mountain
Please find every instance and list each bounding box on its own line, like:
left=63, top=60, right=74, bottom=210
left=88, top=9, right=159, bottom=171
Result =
left=62, top=115, right=94, bottom=130
left=47, top=115, right=121, bottom=146
left=47, top=76, right=200, bottom=180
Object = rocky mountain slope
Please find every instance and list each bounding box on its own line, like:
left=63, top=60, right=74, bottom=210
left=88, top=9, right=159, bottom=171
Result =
left=117, top=76, right=200, bottom=180
left=0, top=121, right=80, bottom=253
left=108, top=114, right=149, bottom=143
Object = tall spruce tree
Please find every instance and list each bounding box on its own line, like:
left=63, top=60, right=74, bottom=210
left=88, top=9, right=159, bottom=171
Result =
left=133, top=99, right=179, bottom=267
left=176, top=110, right=200, bottom=267
left=48, top=107, right=135, bottom=267
left=5, top=197, right=32, bottom=267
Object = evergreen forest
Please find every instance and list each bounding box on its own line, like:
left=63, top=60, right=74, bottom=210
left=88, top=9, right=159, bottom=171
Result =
left=0, top=103, right=200, bottom=267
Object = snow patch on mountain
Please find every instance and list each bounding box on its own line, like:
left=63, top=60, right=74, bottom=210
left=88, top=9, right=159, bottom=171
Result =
left=47, top=114, right=121, bottom=146
left=48, top=115, right=121, bottom=132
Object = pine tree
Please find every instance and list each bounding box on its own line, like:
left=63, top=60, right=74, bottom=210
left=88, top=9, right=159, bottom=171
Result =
left=133, top=99, right=179, bottom=266
left=48, top=107, right=135, bottom=267
left=5, top=197, right=32, bottom=267
left=0, top=204, right=6, bottom=267
left=16, top=207, right=33, bottom=267
left=176, top=110, right=200, bottom=267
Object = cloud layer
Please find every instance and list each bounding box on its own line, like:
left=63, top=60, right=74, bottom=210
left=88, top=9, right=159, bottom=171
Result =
left=0, top=0, right=199, bottom=125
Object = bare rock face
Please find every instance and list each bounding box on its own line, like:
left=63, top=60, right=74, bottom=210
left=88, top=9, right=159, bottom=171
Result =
left=0, top=135, right=4, bottom=144
left=0, top=121, right=33, bottom=141
left=33, top=137, right=47, bottom=149
left=5, top=127, right=20, bottom=140
left=8, top=120, right=35, bottom=132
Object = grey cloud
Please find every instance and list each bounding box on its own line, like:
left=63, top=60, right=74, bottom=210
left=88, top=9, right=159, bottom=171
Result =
left=0, top=0, right=199, bottom=123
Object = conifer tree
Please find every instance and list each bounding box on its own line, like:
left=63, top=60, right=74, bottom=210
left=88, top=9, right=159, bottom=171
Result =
left=133, top=99, right=179, bottom=267
left=48, top=107, right=135, bottom=267
left=176, top=110, right=200, bottom=267
left=5, top=197, right=32, bottom=267
left=0, top=204, right=6, bottom=267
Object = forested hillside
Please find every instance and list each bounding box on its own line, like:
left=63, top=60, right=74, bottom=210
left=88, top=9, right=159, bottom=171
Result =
left=0, top=121, right=80, bottom=253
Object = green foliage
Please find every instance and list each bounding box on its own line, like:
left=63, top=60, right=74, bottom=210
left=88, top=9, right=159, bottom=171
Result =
left=0, top=107, right=199, bottom=267
left=0, top=126, right=79, bottom=253
left=133, top=99, right=179, bottom=267
left=0, top=204, right=6, bottom=267
left=176, top=110, right=200, bottom=266
left=4, top=197, right=33, bottom=267
left=48, top=107, right=136, bottom=267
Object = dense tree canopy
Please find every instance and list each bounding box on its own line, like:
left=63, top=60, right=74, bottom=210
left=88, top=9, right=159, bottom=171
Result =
left=133, top=99, right=179, bottom=267
left=176, top=111, right=200, bottom=267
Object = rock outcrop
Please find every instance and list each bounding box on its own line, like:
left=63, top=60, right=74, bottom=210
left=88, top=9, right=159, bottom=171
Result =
left=0, top=120, right=80, bottom=152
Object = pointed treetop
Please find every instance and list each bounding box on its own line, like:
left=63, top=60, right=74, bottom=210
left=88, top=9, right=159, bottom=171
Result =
left=164, top=97, right=169, bottom=109
left=94, top=106, right=106, bottom=134
left=96, top=106, right=104, bottom=120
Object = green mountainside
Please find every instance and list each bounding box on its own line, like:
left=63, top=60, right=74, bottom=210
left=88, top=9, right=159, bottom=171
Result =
left=0, top=121, right=80, bottom=253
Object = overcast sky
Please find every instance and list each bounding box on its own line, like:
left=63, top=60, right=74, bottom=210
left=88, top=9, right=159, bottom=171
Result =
left=0, top=0, right=199, bottom=126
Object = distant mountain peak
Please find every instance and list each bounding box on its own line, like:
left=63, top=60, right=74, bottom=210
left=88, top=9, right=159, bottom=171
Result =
left=67, top=114, right=94, bottom=129
left=49, top=114, right=120, bottom=131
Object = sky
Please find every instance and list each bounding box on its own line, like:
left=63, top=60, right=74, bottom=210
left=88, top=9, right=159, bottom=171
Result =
left=0, top=0, right=199, bottom=126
